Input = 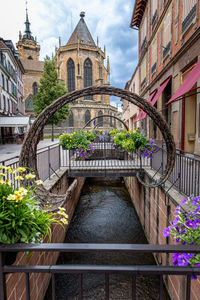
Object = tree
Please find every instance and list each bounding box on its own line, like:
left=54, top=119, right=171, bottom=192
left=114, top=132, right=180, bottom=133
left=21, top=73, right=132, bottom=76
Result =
left=34, top=56, right=70, bottom=141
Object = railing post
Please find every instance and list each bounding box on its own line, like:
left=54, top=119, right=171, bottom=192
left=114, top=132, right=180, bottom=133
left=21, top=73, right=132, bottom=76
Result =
left=0, top=252, right=6, bottom=300
left=59, top=145, right=61, bottom=169
left=48, top=146, right=51, bottom=179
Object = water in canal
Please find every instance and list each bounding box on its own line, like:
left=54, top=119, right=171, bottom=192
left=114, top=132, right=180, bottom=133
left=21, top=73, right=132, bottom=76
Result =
left=45, top=177, right=166, bottom=300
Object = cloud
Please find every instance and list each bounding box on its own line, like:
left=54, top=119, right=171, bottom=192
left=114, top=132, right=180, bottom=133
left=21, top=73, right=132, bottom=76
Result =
left=0, top=0, right=137, bottom=106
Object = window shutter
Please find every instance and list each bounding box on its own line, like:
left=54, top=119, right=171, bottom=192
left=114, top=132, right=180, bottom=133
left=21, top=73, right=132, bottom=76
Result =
left=141, top=55, right=147, bottom=83
left=141, top=13, right=147, bottom=46
left=152, top=0, right=158, bottom=17
left=182, top=0, right=197, bottom=21
left=151, top=36, right=157, bottom=68
left=163, top=7, right=172, bottom=48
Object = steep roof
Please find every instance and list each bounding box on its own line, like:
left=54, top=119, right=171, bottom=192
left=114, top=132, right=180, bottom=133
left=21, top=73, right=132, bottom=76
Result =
left=67, top=12, right=96, bottom=47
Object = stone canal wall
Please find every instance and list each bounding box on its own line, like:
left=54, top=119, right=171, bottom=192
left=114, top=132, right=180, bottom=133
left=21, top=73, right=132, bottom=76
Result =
left=125, top=170, right=200, bottom=300
left=5, top=169, right=85, bottom=300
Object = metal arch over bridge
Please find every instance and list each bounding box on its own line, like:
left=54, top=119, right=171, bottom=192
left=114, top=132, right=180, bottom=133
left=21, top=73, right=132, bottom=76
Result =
left=82, top=114, right=129, bottom=131
left=19, top=86, right=176, bottom=204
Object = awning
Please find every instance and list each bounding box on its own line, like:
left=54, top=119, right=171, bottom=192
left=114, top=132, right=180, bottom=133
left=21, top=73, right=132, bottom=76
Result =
left=0, top=117, right=30, bottom=129
left=167, top=59, right=200, bottom=105
left=139, top=76, right=172, bottom=121
left=134, top=89, right=157, bottom=123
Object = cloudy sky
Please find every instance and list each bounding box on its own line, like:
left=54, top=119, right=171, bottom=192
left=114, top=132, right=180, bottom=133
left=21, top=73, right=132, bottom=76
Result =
left=1, top=0, right=138, bottom=107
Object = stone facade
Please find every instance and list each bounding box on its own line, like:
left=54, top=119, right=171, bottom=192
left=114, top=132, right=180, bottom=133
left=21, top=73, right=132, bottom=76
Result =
left=16, top=9, right=44, bottom=116
left=54, top=12, right=118, bottom=132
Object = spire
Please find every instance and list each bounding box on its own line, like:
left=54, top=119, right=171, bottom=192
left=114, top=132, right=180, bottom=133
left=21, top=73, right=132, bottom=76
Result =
left=66, top=12, right=96, bottom=47
left=107, top=56, right=110, bottom=74
left=23, top=1, right=34, bottom=40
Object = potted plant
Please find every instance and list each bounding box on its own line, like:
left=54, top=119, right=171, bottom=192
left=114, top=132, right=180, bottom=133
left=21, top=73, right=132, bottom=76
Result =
left=163, top=196, right=200, bottom=279
left=0, top=166, right=68, bottom=265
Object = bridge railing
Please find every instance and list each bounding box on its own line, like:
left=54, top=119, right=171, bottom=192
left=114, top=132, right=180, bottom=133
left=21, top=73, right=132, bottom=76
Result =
left=0, top=243, right=199, bottom=300
left=62, top=141, right=151, bottom=177
left=151, top=145, right=200, bottom=196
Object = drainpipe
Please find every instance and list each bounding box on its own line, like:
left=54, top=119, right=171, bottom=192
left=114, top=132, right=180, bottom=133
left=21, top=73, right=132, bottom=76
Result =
left=181, top=96, right=185, bottom=153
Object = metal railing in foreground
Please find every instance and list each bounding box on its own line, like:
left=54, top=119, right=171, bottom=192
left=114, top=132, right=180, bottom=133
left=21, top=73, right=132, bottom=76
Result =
left=151, top=145, right=200, bottom=196
left=0, top=143, right=61, bottom=182
left=0, top=243, right=200, bottom=300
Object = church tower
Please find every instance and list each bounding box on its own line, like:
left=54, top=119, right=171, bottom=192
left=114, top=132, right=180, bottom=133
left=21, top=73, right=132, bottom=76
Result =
left=55, top=12, right=117, bottom=131
left=16, top=6, right=40, bottom=61
left=16, top=4, right=44, bottom=115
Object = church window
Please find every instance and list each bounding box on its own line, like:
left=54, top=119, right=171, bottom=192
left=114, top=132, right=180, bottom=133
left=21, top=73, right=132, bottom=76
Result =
left=77, top=64, right=80, bottom=75
left=67, top=58, right=75, bottom=92
left=68, top=111, right=74, bottom=127
left=99, top=66, right=102, bottom=78
left=85, top=110, right=91, bottom=125
left=98, top=110, right=103, bottom=126
left=33, top=82, right=38, bottom=96
left=84, top=58, right=93, bottom=100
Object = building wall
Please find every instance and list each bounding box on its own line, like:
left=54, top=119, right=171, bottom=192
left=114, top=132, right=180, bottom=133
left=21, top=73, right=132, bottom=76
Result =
left=23, top=71, right=42, bottom=103
left=125, top=172, right=200, bottom=300
left=130, top=0, right=200, bottom=154
left=122, top=67, right=140, bottom=131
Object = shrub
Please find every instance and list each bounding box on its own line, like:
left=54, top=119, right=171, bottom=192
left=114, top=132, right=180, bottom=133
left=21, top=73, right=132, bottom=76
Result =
left=0, top=167, right=68, bottom=244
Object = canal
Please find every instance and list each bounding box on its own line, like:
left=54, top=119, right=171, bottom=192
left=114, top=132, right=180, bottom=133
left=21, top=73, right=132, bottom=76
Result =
left=45, top=177, right=166, bottom=300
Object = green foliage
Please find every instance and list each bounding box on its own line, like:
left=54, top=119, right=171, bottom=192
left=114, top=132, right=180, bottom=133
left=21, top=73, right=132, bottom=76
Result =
left=59, top=131, right=89, bottom=150
left=109, top=129, right=120, bottom=137
left=34, top=56, right=70, bottom=125
left=0, top=167, right=68, bottom=244
left=113, top=132, right=127, bottom=148
left=122, top=139, right=135, bottom=152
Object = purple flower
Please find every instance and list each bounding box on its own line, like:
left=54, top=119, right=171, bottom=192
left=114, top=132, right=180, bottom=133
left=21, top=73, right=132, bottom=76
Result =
left=172, top=253, right=180, bottom=266
left=192, top=219, right=200, bottom=229
left=192, top=197, right=200, bottom=206
left=163, top=227, right=170, bottom=238
left=171, top=217, right=179, bottom=227
left=185, top=220, right=192, bottom=228
left=195, top=204, right=200, bottom=214
left=180, top=198, right=188, bottom=205
left=177, top=253, right=190, bottom=266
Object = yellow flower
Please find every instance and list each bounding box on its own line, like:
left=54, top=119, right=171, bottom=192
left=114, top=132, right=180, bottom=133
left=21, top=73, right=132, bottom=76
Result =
left=16, top=176, right=23, bottom=181
left=14, top=191, right=20, bottom=195
left=35, top=180, right=43, bottom=185
left=16, top=195, right=23, bottom=201
left=7, top=194, right=16, bottom=201
left=0, top=180, right=4, bottom=184
left=58, top=207, right=66, bottom=212
left=60, top=212, right=68, bottom=218
left=25, top=173, right=36, bottom=179
left=4, top=179, right=11, bottom=185
left=0, top=173, right=6, bottom=177
left=60, top=218, right=68, bottom=225
left=17, top=167, right=26, bottom=173
left=18, top=187, right=28, bottom=196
